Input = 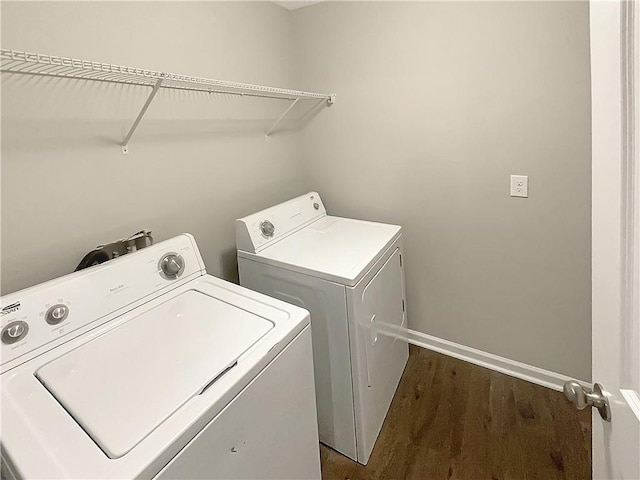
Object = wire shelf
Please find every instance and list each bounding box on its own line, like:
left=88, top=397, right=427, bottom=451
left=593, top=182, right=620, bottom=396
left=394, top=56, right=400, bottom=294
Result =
left=1, top=49, right=335, bottom=152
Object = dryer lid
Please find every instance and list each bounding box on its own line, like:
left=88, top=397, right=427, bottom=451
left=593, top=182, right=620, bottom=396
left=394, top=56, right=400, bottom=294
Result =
left=36, top=290, right=274, bottom=459
left=241, top=216, right=402, bottom=286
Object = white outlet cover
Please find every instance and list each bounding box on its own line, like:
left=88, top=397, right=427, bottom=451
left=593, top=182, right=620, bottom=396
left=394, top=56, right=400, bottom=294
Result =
left=510, top=175, right=528, bottom=198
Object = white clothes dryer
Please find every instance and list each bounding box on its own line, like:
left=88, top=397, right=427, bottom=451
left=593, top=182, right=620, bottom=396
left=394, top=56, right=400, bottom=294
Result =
left=0, top=234, right=321, bottom=479
left=236, top=192, right=409, bottom=465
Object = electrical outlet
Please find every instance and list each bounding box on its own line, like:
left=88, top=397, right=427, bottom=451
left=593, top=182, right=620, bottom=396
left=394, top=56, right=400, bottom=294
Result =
left=510, top=175, right=528, bottom=198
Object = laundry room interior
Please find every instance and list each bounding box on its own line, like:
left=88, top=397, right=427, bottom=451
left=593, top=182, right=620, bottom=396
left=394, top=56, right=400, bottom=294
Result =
left=1, top=1, right=638, bottom=480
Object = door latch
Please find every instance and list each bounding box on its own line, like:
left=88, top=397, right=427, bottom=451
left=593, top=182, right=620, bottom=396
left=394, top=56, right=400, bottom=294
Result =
left=563, top=381, right=611, bottom=422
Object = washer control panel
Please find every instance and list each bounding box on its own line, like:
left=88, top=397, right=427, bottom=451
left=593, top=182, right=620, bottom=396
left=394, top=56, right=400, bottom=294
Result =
left=0, top=234, right=206, bottom=372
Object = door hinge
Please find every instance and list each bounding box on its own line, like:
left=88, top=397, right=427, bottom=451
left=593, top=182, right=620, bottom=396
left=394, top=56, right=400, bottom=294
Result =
left=402, top=299, right=405, bottom=312
left=399, top=254, right=403, bottom=267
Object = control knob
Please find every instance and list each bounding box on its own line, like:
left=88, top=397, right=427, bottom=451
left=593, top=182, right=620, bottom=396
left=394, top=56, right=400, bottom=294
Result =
left=260, top=220, right=275, bottom=238
left=160, top=253, right=185, bottom=279
left=2, top=321, right=29, bottom=345
left=45, top=304, right=69, bottom=325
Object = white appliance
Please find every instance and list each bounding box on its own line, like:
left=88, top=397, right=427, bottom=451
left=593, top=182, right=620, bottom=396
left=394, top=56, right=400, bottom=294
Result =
left=236, top=192, right=409, bottom=465
left=0, top=234, right=321, bottom=480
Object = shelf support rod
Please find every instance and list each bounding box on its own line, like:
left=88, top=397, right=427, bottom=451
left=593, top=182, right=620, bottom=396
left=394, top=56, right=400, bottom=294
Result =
left=121, top=77, right=164, bottom=154
left=265, top=97, right=301, bottom=140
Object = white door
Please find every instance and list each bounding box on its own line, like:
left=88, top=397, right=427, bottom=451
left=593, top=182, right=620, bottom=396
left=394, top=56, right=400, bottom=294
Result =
left=347, top=244, right=409, bottom=464
left=587, top=1, right=640, bottom=478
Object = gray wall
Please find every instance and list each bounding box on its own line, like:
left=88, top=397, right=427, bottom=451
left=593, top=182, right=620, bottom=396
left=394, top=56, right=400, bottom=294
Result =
left=1, top=1, right=592, bottom=380
left=293, top=1, right=592, bottom=380
left=1, top=1, right=307, bottom=294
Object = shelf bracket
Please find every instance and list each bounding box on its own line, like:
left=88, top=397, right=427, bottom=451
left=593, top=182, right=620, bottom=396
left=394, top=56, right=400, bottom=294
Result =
left=121, top=77, right=164, bottom=154
left=264, top=97, right=301, bottom=141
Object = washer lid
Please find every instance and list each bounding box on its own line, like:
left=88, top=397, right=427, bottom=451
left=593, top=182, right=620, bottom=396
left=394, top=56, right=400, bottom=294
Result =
left=242, top=216, right=401, bottom=286
left=35, top=290, right=274, bottom=459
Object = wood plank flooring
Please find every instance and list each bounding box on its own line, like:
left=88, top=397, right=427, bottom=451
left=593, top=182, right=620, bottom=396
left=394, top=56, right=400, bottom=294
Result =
left=320, top=346, right=591, bottom=480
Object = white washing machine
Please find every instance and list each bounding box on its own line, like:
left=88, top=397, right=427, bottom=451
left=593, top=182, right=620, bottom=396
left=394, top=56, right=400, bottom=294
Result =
left=0, top=234, right=321, bottom=479
left=236, top=192, right=409, bottom=465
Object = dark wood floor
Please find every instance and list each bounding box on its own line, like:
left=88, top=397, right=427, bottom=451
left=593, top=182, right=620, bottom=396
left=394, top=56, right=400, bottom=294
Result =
left=320, top=346, right=591, bottom=480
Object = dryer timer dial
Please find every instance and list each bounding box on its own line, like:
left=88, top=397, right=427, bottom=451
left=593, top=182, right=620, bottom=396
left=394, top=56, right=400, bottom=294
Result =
left=260, top=220, right=275, bottom=238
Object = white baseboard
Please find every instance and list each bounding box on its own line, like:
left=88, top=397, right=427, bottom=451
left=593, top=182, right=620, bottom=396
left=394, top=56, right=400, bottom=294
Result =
left=398, top=327, right=591, bottom=392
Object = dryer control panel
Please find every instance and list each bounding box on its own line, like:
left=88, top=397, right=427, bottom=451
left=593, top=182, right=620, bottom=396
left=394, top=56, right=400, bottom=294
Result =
left=236, top=192, right=327, bottom=254
left=0, top=234, right=206, bottom=373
